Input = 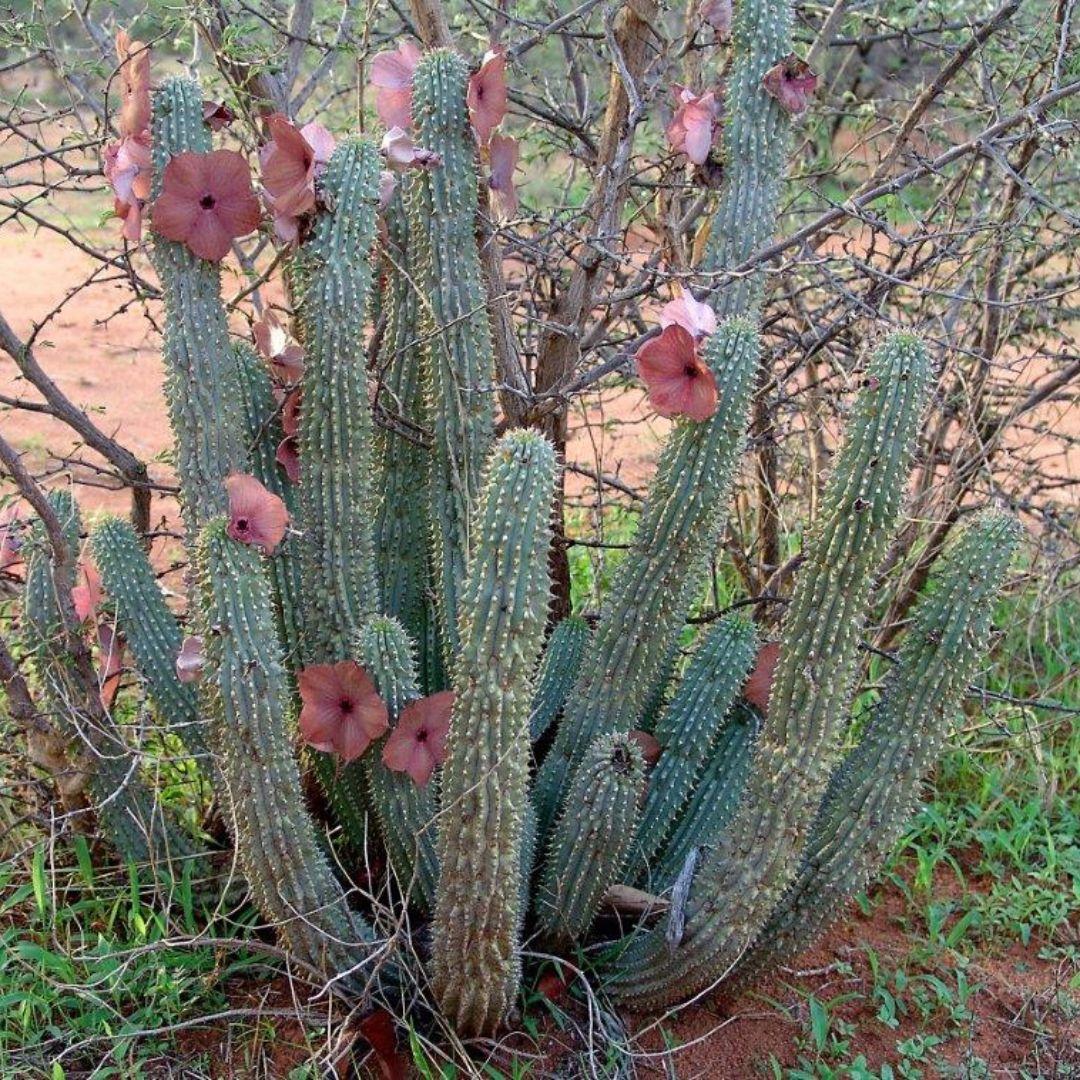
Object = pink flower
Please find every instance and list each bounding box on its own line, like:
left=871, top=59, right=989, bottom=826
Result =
left=743, top=642, right=779, bottom=714
left=370, top=41, right=422, bottom=130
left=381, top=690, right=454, bottom=786
left=72, top=561, right=103, bottom=623
left=0, top=506, right=24, bottom=571
left=260, top=114, right=336, bottom=242
left=659, top=288, right=717, bottom=341
left=175, top=636, right=205, bottom=684
left=224, top=473, right=289, bottom=554
left=115, top=30, right=151, bottom=139
left=699, top=0, right=732, bottom=39
left=276, top=436, right=300, bottom=483
left=380, top=127, right=442, bottom=171
left=96, top=620, right=124, bottom=709
left=104, top=132, right=152, bottom=241
left=666, top=86, right=721, bottom=166
left=298, top=661, right=389, bottom=763
left=488, top=134, right=519, bottom=215
left=202, top=100, right=235, bottom=131
left=762, top=54, right=818, bottom=116
left=253, top=311, right=304, bottom=383
left=635, top=324, right=718, bottom=421
left=628, top=730, right=661, bottom=766
left=151, top=150, right=261, bottom=262
left=279, top=388, right=301, bottom=437
left=467, top=47, right=508, bottom=145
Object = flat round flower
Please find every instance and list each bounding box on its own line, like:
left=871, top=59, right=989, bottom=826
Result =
left=151, top=150, right=261, bottom=262
left=468, top=47, right=508, bottom=145
left=276, top=436, right=300, bottom=484
left=370, top=41, right=422, bottom=130
left=72, top=560, right=103, bottom=623
left=666, top=86, right=721, bottom=165
left=224, top=472, right=289, bottom=554
left=743, top=641, right=780, bottom=714
left=115, top=30, right=151, bottom=138
left=175, top=636, right=205, bottom=684
left=762, top=54, right=818, bottom=116
left=635, top=324, right=718, bottom=421
left=298, top=661, right=389, bottom=763
left=660, top=288, right=717, bottom=341
left=488, top=134, right=519, bottom=215
left=104, top=132, right=152, bottom=241
left=380, top=127, right=442, bottom=171
left=382, top=690, right=454, bottom=786
left=260, top=114, right=336, bottom=241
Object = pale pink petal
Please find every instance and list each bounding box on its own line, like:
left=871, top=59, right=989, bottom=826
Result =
left=467, top=47, right=508, bottom=144
left=659, top=290, right=717, bottom=340
left=370, top=41, right=421, bottom=129
left=299, top=122, right=336, bottom=169
left=72, top=561, right=103, bottom=623
left=381, top=127, right=442, bottom=171
left=762, top=55, right=818, bottom=116
left=225, top=472, right=289, bottom=554
left=176, top=636, right=205, bottom=684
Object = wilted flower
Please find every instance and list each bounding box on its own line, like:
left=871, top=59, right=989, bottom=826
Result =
left=72, top=561, right=103, bottom=623
left=298, top=661, right=389, bottom=763
left=175, top=636, right=205, bottom=684
left=224, top=473, right=289, bottom=554
left=0, top=506, right=24, bottom=571
left=666, top=86, right=722, bottom=165
left=279, top=388, right=301, bottom=437
left=96, top=620, right=124, bottom=710
left=276, top=436, right=300, bottom=483
left=253, top=310, right=304, bottom=383
left=151, top=150, right=261, bottom=262
left=260, top=114, right=336, bottom=242
left=467, top=47, right=508, bottom=145
left=380, top=127, right=442, bottom=171
left=104, top=132, right=152, bottom=241
left=488, top=134, right=519, bottom=215
left=743, top=641, right=779, bottom=714
left=659, top=288, right=717, bottom=341
left=382, top=690, right=454, bottom=786
left=762, top=54, right=818, bottom=115
left=202, top=100, right=235, bottom=131
left=635, top=324, right=718, bottom=421
left=370, top=41, right=422, bottom=130
left=115, top=30, right=151, bottom=138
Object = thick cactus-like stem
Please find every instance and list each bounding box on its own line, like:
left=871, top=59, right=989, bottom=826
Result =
left=604, top=333, right=931, bottom=1007
left=408, top=49, right=496, bottom=663
left=24, top=492, right=194, bottom=865
left=199, top=519, right=380, bottom=982
left=355, top=616, right=439, bottom=912
left=150, top=78, right=245, bottom=534
left=374, top=188, right=439, bottom=688
left=431, top=431, right=556, bottom=1037
left=654, top=703, right=761, bottom=887
left=90, top=517, right=206, bottom=760
left=529, top=616, right=591, bottom=743
left=629, top=614, right=758, bottom=879
left=535, top=319, right=759, bottom=833
left=537, top=733, right=645, bottom=946
left=232, top=342, right=304, bottom=672
left=702, top=0, right=794, bottom=320
left=293, top=137, right=382, bottom=661
left=724, top=509, right=1020, bottom=994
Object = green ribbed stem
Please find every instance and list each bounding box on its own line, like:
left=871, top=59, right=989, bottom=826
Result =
left=529, top=616, right=591, bottom=743
left=535, top=319, right=759, bottom=835
left=233, top=343, right=304, bottom=673
left=629, top=614, right=758, bottom=879
left=701, top=0, right=794, bottom=320
left=150, top=77, right=245, bottom=535
left=724, top=509, right=1020, bottom=994
left=604, top=333, right=931, bottom=1007
left=654, top=703, right=762, bottom=887
left=431, top=431, right=556, bottom=1037
left=294, top=137, right=382, bottom=662
left=199, top=519, right=379, bottom=981
left=90, top=517, right=207, bottom=761
left=537, top=733, right=645, bottom=947
left=408, top=49, right=496, bottom=664
left=24, top=492, right=195, bottom=866
left=374, top=187, right=439, bottom=687
left=355, top=616, right=439, bottom=913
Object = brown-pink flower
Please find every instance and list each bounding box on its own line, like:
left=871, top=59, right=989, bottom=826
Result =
left=260, top=114, right=336, bottom=242
left=224, top=473, right=289, bottom=554
left=104, top=132, right=153, bottom=241
left=762, top=54, right=818, bottom=116
left=743, top=642, right=780, bottom=714
left=72, top=560, right=103, bottom=623
left=467, top=47, right=508, bottom=145
left=382, top=690, right=454, bottom=786
left=380, top=127, right=442, bottom=171
left=254, top=311, right=304, bottom=383
left=635, top=324, right=718, bottom=422
left=175, top=636, right=205, bottom=685
left=659, top=288, right=717, bottom=341
left=628, top=729, right=661, bottom=767
left=298, top=662, right=389, bottom=763
left=202, top=100, right=235, bottom=131
left=488, top=134, right=519, bottom=215
left=276, top=436, right=300, bottom=484
left=151, top=150, right=261, bottom=262
left=370, top=41, right=422, bottom=131
left=666, top=86, right=721, bottom=166
left=97, top=620, right=124, bottom=709
left=115, top=30, right=151, bottom=139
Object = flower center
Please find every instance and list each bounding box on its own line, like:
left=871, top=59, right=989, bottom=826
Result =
left=234, top=517, right=249, bottom=533
left=683, top=363, right=699, bottom=377
left=339, top=697, right=354, bottom=715
left=415, top=727, right=428, bottom=743
left=199, top=193, right=216, bottom=210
